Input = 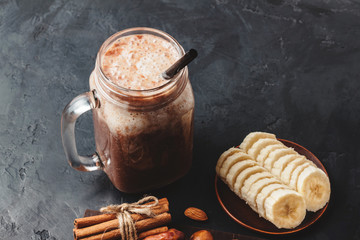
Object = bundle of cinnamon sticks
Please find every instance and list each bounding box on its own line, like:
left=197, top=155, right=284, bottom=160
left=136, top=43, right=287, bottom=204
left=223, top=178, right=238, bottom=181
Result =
left=73, top=198, right=171, bottom=240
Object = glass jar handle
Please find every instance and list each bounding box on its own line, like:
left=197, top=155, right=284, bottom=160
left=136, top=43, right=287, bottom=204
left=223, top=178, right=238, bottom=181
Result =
left=61, top=90, right=103, bottom=171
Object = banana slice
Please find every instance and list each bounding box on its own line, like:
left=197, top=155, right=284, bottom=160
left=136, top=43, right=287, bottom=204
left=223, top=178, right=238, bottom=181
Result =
left=241, top=171, right=274, bottom=199
left=264, top=188, right=306, bottom=229
left=280, top=157, right=307, bottom=185
left=289, top=162, right=313, bottom=189
left=256, top=183, right=288, bottom=218
left=225, top=160, right=256, bottom=190
left=216, top=147, right=242, bottom=175
left=218, top=151, right=251, bottom=180
left=297, top=165, right=331, bottom=212
left=263, top=148, right=297, bottom=172
left=243, top=177, right=281, bottom=212
left=248, top=138, right=282, bottom=160
left=271, top=154, right=300, bottom=178
left=241, top=173, right=278, bottom=210
left=257, top=144, right=284, bottom=166
left=233, top=166, right=265, bottom=197
left=240, top=132, right=276, bottom=152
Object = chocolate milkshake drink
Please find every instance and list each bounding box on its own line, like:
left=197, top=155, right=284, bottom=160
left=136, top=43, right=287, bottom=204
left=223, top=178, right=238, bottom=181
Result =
left=61, top=28, right=194, bottom=193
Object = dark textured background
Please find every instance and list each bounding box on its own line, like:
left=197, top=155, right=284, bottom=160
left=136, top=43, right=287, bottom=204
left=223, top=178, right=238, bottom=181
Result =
left=1, top=0, right=360, bottom=239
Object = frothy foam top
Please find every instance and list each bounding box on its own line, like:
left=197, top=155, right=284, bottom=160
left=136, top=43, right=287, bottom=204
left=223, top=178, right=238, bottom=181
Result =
left=101, top=34, right=179, bottom=90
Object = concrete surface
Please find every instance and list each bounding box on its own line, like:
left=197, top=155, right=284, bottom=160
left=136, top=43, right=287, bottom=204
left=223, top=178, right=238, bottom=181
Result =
left=1, top=0, right=360, bottom=239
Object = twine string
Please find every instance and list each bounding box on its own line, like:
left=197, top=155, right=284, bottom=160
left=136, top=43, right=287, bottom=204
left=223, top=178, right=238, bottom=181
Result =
left=100, top=196, right=159, bottom=240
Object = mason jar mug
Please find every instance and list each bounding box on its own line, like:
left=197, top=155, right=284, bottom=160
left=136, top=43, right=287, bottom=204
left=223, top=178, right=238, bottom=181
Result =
left=61, top=27, right=194, bottom=193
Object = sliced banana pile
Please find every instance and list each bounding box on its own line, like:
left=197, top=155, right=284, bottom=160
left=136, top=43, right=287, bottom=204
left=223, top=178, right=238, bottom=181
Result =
left=216, top=149, right=306, bottom=229
left=240, top=132, right=331, bottom=212
left=216, top=132, right=331, bottom=229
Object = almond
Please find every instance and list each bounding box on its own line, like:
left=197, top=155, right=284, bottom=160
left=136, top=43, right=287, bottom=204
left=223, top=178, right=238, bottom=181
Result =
left=184, top=207, right=208, bottom=221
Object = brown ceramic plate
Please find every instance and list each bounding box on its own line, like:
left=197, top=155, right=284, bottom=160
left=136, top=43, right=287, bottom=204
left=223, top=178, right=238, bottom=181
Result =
left=215, top=139, right=329, bottom=235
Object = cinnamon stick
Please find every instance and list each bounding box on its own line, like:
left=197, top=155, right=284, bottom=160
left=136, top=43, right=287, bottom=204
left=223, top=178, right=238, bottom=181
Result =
left=135, top=212, right=171, bottom=232
left=74, top=198, right=169, bottom=228
left=77, top=228, right=122, bottom=240
left=138, top=226, right=168, bottom=239
left=74, top=214, right=116, bottom=229
left=132, top=201, right=169, bottom=222
left=76, top=212, right=171, bottom=240
left=79, top=226, right=170, bottom=240
left=74, top=219, right=119, bottom=239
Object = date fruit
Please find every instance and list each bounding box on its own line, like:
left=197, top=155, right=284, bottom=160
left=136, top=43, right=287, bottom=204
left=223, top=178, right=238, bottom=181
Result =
left=143, top=228, right=184, bottom=240
left=190, top=230, right=214, bottom=240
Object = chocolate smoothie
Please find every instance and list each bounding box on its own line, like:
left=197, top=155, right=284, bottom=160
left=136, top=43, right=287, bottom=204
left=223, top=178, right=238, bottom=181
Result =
left=89, top=30, right=194, bottom=192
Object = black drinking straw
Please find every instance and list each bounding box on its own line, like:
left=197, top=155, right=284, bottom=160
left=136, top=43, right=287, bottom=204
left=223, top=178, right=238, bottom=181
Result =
left=162, top=49, right=198, bottom=80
